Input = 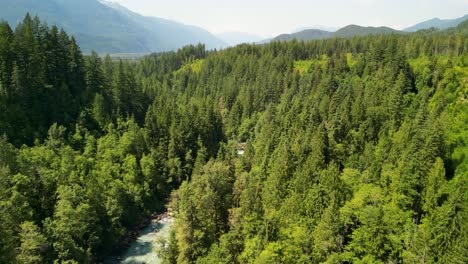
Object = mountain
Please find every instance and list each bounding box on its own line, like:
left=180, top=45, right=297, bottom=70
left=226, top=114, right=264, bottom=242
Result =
left=0, top=0, right=225, bottom=53
left=272, top=29, right=333, bottom=42
left=266, top=14, right=468, bottom=44
left=216, top=32, right=264, bottom=46
left=404, top=14, right=468, bottom=32
left=268, top=25, right=400, bottom=43
left=333, top=25, right=399, bottom=38
left=100, top=1, right=226, bottom=51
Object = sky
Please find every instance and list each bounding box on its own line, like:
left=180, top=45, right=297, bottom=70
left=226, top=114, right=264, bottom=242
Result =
left=113, top=0, right=468, bottom=37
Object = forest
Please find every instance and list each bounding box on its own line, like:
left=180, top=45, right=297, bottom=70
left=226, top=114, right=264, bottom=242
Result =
left=0, top=14, right=467, bottom=264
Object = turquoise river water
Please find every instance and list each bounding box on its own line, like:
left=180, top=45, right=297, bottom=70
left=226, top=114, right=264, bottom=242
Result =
left=107, top=216, right=174, bottom=264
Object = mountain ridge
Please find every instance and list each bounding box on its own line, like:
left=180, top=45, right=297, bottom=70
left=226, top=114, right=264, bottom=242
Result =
left=266, top=14, right=467, bottom=43
left=1, top=1, right=465, bottom=52
left=99, top=0, right=226, bottom=52
left=403, top=14, right=468, bottom=32
left=0, top=0, right=226, bottom=53
left=269, top=24, right=401, bottom=43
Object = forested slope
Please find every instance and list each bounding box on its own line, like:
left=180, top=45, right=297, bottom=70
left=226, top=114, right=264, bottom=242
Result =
left=162, top=23, right=468, bottom=264
left=0, top=15, right=467, bottom=263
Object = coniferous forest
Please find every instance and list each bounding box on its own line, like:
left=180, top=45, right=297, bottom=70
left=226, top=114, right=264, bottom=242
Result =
left=0, top=15, right=467, bottom=264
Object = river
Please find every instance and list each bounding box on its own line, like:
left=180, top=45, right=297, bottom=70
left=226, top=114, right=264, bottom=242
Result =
left=106, top=215, right=174, bottom=264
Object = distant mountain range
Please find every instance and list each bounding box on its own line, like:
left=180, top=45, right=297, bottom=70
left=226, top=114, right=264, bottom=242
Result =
left=267, top=25, right=399, bottom=42
left=266, top=14, right=467, bottom=43
left=403, top=14, right=468, bottom=32
left=334, top=25, right=398, bottom=38
left=0, top=0, right=226, bottom=53
left=0, top=0, right=465, bottom=53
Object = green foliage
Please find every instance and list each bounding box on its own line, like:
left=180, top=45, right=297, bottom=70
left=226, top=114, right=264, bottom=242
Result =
left=17, top=221, right=48, bottom=264
left=173, top=161, right=234, bottom=263
left=0, top=14, right=467, bottom=264
left=175, top=59, right=205, bottom=74
left=165, top=23, right=467, bottom=264
left=293, top=60, right=314, bottom=74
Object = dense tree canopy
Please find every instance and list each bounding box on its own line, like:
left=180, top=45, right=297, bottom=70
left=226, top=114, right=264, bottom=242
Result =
left=0, top=15, right=467, bottom=263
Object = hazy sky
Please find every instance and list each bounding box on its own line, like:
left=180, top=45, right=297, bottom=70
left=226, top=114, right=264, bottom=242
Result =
left=113, top=0, right=468, bottom=37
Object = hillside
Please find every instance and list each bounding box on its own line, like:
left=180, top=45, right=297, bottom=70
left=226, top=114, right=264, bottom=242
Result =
left=269, top=24, right=400, bottom=42
left=333, top=24, right=399, bottom=37
left=404, top=14, right=468, bottom=32
left=100, top=1, right=226, bottom=52
left=0, top=0, right=225, bottom=53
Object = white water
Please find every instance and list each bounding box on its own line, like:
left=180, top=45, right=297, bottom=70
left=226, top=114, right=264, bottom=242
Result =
left=114, top=216, right=174, bottom=264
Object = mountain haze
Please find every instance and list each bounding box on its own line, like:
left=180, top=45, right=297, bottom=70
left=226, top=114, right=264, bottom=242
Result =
left=0, top=0, right=225, bottom=53
left=100, top=1, right=226, bottom=51
left=292, top=25, right=338, bottom=33
left=216, top=32, right=264, bottom=46
left=404, top=14, right=468, bottom=32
